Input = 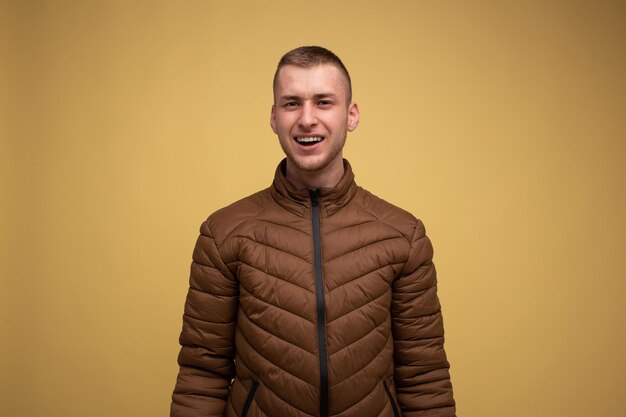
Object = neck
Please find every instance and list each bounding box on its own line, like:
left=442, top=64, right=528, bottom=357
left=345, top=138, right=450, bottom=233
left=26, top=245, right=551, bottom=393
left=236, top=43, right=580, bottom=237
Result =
left=285, top=158, right=345, bottom=190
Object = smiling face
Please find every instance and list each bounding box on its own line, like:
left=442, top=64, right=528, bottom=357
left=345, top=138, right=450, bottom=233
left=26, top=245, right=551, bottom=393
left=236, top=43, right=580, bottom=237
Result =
left=270, top=64, right=360, bottom=188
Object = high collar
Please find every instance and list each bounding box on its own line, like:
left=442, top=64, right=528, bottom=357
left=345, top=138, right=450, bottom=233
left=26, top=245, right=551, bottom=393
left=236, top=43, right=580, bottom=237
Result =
left=270, top=158, right=359, bottom=217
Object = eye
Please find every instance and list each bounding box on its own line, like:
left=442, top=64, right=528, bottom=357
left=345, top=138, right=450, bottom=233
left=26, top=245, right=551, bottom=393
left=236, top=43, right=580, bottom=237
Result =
left=284, top=101, right=299, bottom=108
left=318, top=100, right=333, bottom=107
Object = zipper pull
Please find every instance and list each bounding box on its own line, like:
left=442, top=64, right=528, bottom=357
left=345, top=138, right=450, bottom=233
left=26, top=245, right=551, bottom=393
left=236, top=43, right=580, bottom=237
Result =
left=310, top=189, right=320, bottom=207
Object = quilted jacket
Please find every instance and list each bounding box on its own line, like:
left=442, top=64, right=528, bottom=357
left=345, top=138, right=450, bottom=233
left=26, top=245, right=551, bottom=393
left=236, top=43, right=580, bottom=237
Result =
left=171, top=159, right=455, bottom=417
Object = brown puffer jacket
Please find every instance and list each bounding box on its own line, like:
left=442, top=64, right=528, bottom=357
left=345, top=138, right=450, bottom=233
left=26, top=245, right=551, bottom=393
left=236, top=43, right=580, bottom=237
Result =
left=171, top=160, right=455, bottom=417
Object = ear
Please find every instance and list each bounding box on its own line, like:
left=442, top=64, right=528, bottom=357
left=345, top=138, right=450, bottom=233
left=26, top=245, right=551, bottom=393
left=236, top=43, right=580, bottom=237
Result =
left=270, top=104, right=278, bottom=134
left=347, top=101, right=360, bottom=132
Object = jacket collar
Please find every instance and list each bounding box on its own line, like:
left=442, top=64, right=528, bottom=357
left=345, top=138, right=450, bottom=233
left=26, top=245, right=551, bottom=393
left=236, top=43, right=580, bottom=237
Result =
left=270, top=158, right=359, bottom=217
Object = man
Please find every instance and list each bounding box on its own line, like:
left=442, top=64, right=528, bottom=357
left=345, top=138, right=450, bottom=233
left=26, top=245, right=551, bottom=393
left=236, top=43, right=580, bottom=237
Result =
left=171, top=46, right=455, bottom=417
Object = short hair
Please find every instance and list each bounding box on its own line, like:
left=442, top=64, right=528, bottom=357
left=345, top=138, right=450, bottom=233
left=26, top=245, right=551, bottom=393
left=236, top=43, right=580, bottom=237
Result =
left=273, top=46, right=352, bottom=102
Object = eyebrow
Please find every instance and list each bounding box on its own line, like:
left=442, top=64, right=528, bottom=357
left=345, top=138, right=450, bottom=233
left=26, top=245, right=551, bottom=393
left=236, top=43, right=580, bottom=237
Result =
left=278, top=93, right=339, bottom=101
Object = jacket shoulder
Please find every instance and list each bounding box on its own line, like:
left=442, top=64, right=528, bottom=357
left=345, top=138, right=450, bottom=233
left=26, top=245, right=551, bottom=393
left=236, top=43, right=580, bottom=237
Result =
left=354, top=187, right=424, bottom=241
left=202, top=188, right=270, bottom=245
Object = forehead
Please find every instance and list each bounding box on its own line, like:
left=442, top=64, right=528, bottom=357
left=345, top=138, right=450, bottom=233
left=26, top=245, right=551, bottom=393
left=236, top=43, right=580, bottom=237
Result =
left=274, top=64, right=348, bottom=98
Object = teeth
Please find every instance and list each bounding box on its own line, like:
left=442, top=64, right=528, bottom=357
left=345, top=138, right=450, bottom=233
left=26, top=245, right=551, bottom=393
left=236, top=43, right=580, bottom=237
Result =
left=296, top=136, right=323, bottom=143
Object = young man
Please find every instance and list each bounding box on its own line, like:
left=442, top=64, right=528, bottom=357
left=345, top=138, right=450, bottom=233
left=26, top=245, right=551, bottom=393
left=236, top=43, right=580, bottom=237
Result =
left=171, top=46, right=455, bottom=417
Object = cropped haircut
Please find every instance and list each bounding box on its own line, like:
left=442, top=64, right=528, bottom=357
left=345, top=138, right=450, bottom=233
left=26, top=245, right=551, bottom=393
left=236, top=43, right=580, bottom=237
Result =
left=273, top=46, right=352, bottom=103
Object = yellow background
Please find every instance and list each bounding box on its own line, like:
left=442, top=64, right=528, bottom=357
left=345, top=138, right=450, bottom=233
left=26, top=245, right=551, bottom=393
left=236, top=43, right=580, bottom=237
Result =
left=2, top=1, right=625, bottom=416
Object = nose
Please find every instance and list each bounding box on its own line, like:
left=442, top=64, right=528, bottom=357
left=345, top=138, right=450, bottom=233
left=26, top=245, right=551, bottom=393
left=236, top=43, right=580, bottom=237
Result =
left=298, top=102, right=318, bottom=129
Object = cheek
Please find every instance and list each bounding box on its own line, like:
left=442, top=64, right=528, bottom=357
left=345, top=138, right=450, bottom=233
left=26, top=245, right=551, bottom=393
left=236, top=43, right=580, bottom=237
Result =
left=325, top=114, right=347, bottom=129
left=277, top=116, right=296, bottom=133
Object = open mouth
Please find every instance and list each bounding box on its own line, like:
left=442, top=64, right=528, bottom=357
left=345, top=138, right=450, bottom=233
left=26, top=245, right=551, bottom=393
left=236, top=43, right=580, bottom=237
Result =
left=295, top=136, right=324, bottom=147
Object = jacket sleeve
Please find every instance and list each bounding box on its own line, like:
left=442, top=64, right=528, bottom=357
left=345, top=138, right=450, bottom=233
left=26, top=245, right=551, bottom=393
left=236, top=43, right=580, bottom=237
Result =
left=391, top=220, right=455, bottom=417
left=171, top=220, right=239, bottom=417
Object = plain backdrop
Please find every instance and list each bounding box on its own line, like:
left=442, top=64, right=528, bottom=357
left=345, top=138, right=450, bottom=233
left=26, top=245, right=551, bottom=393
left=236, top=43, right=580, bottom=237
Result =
left=2, top=1, right=625, bottom=416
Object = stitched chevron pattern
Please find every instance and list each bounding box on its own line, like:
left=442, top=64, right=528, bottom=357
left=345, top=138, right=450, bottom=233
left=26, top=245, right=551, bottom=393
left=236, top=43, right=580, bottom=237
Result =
left=171, top=161, right=455, bottom=417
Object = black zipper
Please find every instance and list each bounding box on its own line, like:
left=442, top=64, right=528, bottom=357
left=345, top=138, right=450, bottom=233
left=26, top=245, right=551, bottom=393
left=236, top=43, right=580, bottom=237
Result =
left=241, top=380, right=259, bottom=417
left=383, top=381, right=401, bottom=417
left=310, top=189, right=329, bottom=417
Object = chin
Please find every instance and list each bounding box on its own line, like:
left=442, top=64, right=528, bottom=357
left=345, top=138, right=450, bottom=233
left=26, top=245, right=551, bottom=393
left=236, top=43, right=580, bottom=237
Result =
left=295, top=161, right=326, bottom=172
left=290, top=156, right=330, bottom=173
